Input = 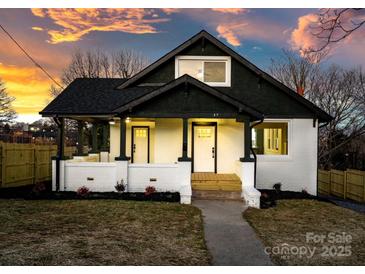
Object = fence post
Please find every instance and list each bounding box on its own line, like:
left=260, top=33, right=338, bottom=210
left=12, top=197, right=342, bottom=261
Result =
left=1, top=143, right=6, bottom=187
left=363, top=171, right=365, bottom=203
left=329, top=170, right=332, bottom=196
left=344, top=170, right=347, bottom=200
left=0, top=142, right=2, bottom=187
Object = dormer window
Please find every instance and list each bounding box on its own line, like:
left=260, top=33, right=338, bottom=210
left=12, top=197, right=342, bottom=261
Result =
left=175, top=56, right=231, bottom=87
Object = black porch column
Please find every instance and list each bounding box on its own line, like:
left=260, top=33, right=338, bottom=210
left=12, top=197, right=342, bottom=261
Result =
left=240, top=116, right=254, bottom=162
left=77, top=120, right=86, bottom=156
left=53, top=117, right=66, bottom=191
left=57, top=117, right=65, bottom=159
left=90, top=123, right=98, bottom=153
left=115, top=117, right=129, bottom=161
left=100, top=123, right=109, bottom=152
left=178, top=118, right=191, bottom=161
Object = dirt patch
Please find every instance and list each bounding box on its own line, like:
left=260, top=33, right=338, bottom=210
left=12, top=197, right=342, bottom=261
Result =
left=244, top=199, right=365, bottom=265
left=0, top=200, right=210, bottom=265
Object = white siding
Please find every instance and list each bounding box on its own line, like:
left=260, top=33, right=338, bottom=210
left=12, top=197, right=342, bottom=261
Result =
left=154, top=119, right=182, bottom=163
left=256, top=119, right=318, bottom=195
left=216, top=119, right=244, bottom=173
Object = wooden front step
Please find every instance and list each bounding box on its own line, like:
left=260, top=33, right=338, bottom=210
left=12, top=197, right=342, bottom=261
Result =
left=192, top=190, right=243, bottom=201
left=191, top=172, right=241, bottom=192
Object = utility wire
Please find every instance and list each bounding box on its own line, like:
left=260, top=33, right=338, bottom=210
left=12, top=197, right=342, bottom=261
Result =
left=0, top=23, right=64, bottom=89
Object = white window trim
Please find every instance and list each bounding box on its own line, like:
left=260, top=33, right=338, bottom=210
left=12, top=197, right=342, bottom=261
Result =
left=175, top=56, right=231, bottom=87
left=254, top=119, right=293, bottom=162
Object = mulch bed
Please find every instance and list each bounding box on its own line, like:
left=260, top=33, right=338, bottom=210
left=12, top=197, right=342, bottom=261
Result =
left=42, top=191, right=180, bottom=202
left=0, top=182, right=180, bottom=202
left=259, top=189, right=333, bottom=209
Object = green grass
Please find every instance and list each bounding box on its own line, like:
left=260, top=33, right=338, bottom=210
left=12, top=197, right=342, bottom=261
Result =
left=0, top=200, right=210, bottom=265
left=244, top=199, right=365, bottom=265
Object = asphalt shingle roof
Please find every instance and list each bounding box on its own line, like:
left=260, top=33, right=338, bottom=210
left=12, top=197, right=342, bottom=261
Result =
left=40, top=78, right=154, bottom=115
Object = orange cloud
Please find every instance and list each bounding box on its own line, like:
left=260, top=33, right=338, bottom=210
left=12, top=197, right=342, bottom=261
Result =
left=0, top=63, right=53, bottom=115
left=290, top=13, right=320, bottom=53
left=211, top=8, right=247, bottom=14
left=216, top=24, right=245, bottom=46
left=290, top=10, right=365, bottom=56
left=160, top=8, right=180, bottom=15
left=31, top=8, right=171, bottom=44
left=216, top=17, right=287, bottom=47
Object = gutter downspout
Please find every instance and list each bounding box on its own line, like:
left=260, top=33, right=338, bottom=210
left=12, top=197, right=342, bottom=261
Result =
left=250, top=117, right=264, bottom=188
left=316, top=120, right=330, bottom=195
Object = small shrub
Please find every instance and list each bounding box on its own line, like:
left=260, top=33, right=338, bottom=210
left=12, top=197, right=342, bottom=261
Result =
left=115, top=180, right=126, bottom=193
left=77, top=186, right=90, bottom=198
left=260, top=191, right=277, bottom=209
left=144, top=186, right=156, bottom=196
left=273, top=183, right=282, bottom=193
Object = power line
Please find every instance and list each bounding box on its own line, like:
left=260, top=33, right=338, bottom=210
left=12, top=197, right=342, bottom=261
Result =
left=0, top=24, right=64, bottom=89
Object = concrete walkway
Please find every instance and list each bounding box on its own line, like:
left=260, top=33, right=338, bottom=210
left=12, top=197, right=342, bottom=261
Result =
left=193, top=200, right=273, bottom=266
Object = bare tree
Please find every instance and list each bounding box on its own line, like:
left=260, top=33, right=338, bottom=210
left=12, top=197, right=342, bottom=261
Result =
left=269, top=49, right=325, bottom=95
left=0, top=79, right=17, bottom=124
left=310, top=8, right=365, bottom=52
left=307, top=66, right=365, bottom=167
left=61, top=49, right=111, bottom=86
left=111, top=49, right=149, bottom=78
left=51, top=48, right=149, bottom=97
left=270, top=51, right=365, bottom=168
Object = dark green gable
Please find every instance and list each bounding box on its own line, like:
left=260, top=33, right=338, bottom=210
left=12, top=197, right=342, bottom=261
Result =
left=129, top=32, right=330, bottom=121
left=129, top=82, right=239, bottom=118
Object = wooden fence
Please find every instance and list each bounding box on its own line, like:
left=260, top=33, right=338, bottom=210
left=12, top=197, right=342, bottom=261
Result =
left=318, top=169, right=365, bottom=203
left=0, top=142, right=76, bottom=188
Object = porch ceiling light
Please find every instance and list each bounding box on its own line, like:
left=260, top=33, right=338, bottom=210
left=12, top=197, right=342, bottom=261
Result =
left=109, top=120, right=115, bottom=125
left=125, top=117, right=131, bottom=123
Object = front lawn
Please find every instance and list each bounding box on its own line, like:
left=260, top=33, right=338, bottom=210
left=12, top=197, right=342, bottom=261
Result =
left=244, top=199, right=365, bottom=265
left=0, top=200, right=210, bottom=265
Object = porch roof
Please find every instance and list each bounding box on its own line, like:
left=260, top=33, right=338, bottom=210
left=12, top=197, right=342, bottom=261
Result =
left=40, top=76, right=263, bottom=120
left=114, top=75, right=264, bottom=119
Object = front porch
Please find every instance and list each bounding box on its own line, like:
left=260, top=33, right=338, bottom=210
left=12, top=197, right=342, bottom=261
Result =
left=51, top=116, right=261, bottom=207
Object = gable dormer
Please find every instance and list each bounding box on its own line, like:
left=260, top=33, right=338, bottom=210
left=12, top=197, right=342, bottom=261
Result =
left=118, top=30, right=232, bottom=88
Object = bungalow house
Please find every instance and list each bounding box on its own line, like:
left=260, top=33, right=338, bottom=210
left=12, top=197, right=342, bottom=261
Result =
left=40, top=30, right=332, bottom=207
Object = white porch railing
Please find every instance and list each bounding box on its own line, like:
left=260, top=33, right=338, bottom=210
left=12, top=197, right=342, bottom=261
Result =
left=52, top=159, right=192, bottom=204
left=52, top=155, right=259, bottom=207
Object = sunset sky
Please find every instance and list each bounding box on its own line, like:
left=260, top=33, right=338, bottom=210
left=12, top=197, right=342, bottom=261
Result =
left=0, top=8, right=365, bottom=123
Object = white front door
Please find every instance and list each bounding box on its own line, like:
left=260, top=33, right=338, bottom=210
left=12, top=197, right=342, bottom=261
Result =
left=193, top=125, right=216, bottom=172
left=132, top=127, right=149, bottom=163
